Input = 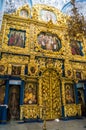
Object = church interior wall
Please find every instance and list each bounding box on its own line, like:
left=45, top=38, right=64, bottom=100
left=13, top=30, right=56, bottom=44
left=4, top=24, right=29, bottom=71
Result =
left=0, top=4, right=86, bottom=123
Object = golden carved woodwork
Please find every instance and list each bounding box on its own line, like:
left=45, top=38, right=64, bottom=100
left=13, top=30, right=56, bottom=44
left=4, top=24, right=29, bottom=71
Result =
left=64, top=104, right=81, bottom=117
left=20, top=68, right=62, bottom=120
left=40, top=69, right=61, bottom=119
left=61, top=78, right=74, bottom=105
left=0, top=4, right=85, bottom=120
left=20, top=105, right=39, bottom=119
left=32, top=4, right=67, bottom=26
left=28, top=60, right=38, bottom=76
left=0, top=63, right=7, bottom=75
left=0, top=4, right=85, bottom=63
left=12, top=4, right=30, bottom=18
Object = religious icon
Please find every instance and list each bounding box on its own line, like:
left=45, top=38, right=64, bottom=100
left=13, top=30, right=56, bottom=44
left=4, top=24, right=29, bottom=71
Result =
left=12, top=65, right=21, bottom=75
left=67, top=70, right=71, bottom=76
left=8, top=28, right=26, bottom=48
left=30, top=66, right=36, bottom=74
left=24, top=83, right=37, bottom=104
left=20, top=10, right=28, bottom=18
left=65, top=84, right=75, bottom=104
left=38, top=32, right=61, bottom=51
left=76, top=71, right=81, bottom=79
left=70, top=40, right=83, bottom=56
left=40, top=10, right=57, bottom=23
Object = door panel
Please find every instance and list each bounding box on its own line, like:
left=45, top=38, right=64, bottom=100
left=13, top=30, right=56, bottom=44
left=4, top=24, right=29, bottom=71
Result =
left=8, top=85, right=20, bottom=120
left=78, top=88, right=86, bottom=116
left=42, top=69, right=61, bottom=120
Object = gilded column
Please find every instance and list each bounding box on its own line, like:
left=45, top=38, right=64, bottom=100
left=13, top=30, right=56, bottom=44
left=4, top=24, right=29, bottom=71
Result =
left=38, top=78, right=43, bottom=118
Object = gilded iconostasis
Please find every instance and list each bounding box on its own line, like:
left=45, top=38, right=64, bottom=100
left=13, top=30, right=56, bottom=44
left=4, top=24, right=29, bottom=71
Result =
left=0, top=3, right=86, bottom=122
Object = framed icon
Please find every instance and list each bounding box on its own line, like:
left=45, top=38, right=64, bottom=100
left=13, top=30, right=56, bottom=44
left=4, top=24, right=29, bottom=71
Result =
left=8, top=28, right=26, bottom=48
left=65, top=83, right=75, bottom=104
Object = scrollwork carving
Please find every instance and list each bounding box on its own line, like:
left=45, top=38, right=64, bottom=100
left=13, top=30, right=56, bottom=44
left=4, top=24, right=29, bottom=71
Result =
left=65, top=104, right=81, bottom=117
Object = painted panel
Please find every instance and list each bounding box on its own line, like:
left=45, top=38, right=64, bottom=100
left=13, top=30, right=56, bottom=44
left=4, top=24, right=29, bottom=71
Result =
left=8, top=28, right=26, bottom=48
left=24, top=82, right=37, bottom=104
left=70, top=40, right=83, bottom=56
left=20, top=9, right=29, bottom=18
left=40, top=10, right=57, bottom=23
left=65, top=83, right=75, bottom=104
left=38, top=32, right=61, bottom=51
left=12, top=65, right=21, bottom=75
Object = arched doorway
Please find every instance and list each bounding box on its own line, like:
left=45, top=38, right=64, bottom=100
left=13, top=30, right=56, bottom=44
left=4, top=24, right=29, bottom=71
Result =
left=41, top=68, right=62, bottom=120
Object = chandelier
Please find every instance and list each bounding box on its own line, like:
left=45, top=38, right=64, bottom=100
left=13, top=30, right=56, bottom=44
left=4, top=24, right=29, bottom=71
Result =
left=67, top=0, right=86, bottom=39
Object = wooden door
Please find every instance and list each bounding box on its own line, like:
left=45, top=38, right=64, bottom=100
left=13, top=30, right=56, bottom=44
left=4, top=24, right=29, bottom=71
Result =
left=41, top=69, right=61, bottom=120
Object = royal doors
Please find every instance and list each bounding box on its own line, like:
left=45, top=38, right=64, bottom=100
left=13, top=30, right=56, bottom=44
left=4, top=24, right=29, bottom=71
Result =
left=41, top=69, right=62, bottom=120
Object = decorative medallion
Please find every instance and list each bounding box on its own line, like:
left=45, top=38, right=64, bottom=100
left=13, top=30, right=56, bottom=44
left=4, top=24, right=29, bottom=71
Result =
left=65, top=66, right=73, bottom=78
left=20, top=9, right=29, bottom=18
left=67, top=70, right=72, bottom=76
left=0, top=65, right=7, bottom=74
left=0, top=65, right=5, bottom=72
left=28, top=61, right=38, bottom=76
left=76, top=71, right=82, bottom=79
